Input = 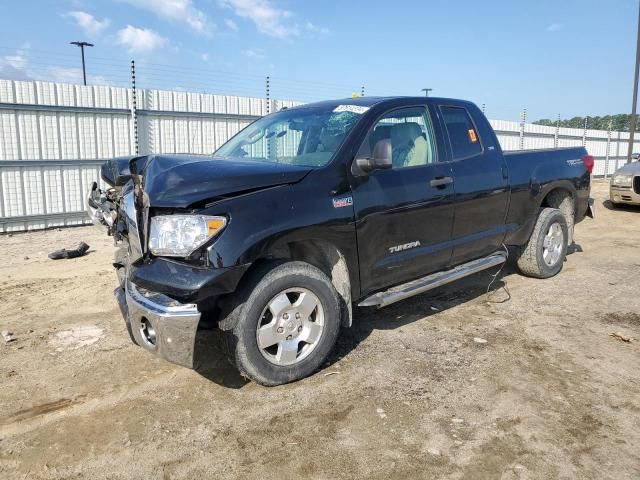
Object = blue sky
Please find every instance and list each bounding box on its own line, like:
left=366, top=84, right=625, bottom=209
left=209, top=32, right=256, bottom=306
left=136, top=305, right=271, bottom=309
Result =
left=0, top=0, right=637, bottom=121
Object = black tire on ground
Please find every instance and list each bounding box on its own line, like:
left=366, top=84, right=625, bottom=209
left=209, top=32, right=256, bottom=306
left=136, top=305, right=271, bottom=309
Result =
left=220, top=261, right=341, bottom=386
left=516, top=208, right=569, bottom=279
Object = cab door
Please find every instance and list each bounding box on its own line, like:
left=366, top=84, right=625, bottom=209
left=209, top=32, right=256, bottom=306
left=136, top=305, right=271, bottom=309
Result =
left=436, top=103, right=510, bottom=264
left=351, top=106, right=456, bottom=296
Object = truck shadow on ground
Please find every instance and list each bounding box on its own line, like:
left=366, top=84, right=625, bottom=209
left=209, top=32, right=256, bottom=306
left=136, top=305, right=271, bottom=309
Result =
left=191, top=265, right=515, bottom=389
left=602, top=199, right=640, bottom=211
left=330, top=265, right=514, bottom=365
left=191, top=248, right=583, bottom=389
left=192, top=329, right=250, bottom=388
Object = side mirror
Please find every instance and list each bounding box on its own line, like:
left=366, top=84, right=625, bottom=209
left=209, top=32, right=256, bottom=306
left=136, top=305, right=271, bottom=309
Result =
left=352, top=139, right=392, bottom=176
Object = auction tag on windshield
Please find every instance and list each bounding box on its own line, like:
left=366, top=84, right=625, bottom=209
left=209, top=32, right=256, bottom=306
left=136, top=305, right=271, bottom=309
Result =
left=333, top=105, right=369, bottom=115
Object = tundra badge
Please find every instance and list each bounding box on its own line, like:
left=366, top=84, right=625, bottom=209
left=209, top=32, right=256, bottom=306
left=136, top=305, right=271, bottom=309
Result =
left=389, top=241, right=421, bottom=254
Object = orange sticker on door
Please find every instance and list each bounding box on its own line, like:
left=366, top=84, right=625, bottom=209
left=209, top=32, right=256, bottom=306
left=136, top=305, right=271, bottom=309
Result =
left=468, top=129, right=478, bottom=143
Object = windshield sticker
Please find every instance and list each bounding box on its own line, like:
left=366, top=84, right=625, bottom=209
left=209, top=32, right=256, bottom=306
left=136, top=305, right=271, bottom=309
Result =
left=333, top=105, right=370, bottom=115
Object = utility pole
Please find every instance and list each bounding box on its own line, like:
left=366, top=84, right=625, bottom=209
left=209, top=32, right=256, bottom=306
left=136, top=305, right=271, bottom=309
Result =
left=627, top=1, right=640, bottom=162
left=70, top=41, right=93, bottom=86
left=421, top=88, right=433, bottom=97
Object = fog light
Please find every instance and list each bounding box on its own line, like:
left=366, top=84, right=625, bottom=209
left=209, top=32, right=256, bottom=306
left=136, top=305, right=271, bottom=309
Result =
left=140, top=318, right=157, bottom=347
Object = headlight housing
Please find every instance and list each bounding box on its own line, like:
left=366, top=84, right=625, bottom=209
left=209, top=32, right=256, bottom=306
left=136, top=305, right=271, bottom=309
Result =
left=148, top=215, right=227, bottom=257
left=612, top=174, right=633, bottom=187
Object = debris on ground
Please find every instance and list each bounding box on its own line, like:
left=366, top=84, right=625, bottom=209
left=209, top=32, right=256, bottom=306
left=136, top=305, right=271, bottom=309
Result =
left=473, top=337, right=488, bottom=344
left=376, top=407, right=386, bottom=419
left=2, top=330, right=15, bottom=343
left=609, top=332, right=633, bottom=343
left=324, top=371, right=341, bottom=377
left=48, top=242, right=90, bottom=260
left=52, top=325, right=104, bottom=350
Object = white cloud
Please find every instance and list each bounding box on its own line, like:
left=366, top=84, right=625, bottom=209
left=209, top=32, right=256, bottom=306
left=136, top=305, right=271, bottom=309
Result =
left=3, top=54, right=28, bottom=70
left=224, top=18, right=238, bottom=31
left=116, top=25, right=168, bottom=53
left=0, top=52, right=31, bottom=80
left=123, top=0, right=210, bottom=34
left=242, top=48, right=265, bottom=59
left=201, top=52, right=209, bottom=61
left=546, top=23, right=563, bottom=32
left=0, top=49, right=110, bottom=84
left=304, top=22, right=329, bottom=36
left=219, top=0, right=299, bottom=38
left=46, top=66, right=111, bottom=85
left=65, top=11, right=111, bottom=37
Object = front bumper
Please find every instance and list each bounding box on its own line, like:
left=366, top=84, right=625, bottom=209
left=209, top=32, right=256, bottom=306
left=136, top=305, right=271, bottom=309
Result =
left=116, top=280, right=201, bottom=368
left=610, top=185, right=640, bottom=205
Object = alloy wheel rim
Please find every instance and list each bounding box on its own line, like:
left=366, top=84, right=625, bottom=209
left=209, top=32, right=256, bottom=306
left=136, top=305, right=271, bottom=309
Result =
left=542, top=222, right=564, bottom=267
left=256, top=288, right=325, bottom=366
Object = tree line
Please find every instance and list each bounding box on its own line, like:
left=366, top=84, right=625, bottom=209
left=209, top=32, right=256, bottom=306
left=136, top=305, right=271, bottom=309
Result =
left=533, top=114, right=633, bottom=132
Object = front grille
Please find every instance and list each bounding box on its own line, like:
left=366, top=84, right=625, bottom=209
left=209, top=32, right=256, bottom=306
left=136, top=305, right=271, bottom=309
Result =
left=634, top=175, right=640, bottom=195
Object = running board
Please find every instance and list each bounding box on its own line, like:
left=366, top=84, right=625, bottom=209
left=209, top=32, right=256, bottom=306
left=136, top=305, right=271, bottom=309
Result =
left=358, top=251, right=508, bottom=308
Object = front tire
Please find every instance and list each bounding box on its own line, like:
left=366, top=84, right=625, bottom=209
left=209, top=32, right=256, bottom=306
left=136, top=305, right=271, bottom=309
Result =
left=221, top=261, right=341, bottom=386
left=516, top=208, right=568, bottom=279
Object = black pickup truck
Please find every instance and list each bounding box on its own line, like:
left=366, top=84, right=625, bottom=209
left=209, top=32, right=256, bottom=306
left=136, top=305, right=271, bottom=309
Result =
left=88, top=96, right=594, bottom=385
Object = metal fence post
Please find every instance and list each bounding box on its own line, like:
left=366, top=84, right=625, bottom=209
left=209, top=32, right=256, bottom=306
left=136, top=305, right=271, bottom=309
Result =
left=554, top=113, right=560, bottom=148
left=519, top=109, right=526, bottom=150
left=131, top=59, right=139, bottom=155
left=265, top=75, right=271, bottom=160
left=582, top=116, right=588, bottom=147
left=616, top=131, right=622, bottom=170
left=605, top=120, right=612, bottom=179
left=265, top=75, right=270, bottom=115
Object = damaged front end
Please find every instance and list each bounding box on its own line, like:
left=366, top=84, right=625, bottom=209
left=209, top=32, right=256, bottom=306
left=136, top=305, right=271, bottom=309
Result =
left=88, top=155, right=202, bottom=368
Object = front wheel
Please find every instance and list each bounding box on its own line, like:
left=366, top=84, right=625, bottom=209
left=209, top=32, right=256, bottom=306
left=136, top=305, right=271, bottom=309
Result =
left=221, top=261, right=341, bottom=386
left=516, top=208, right=568, bottom=279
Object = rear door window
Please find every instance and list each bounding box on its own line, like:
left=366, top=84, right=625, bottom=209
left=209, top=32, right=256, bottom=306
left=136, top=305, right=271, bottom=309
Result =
left=440, top=106, right=482, bottom=160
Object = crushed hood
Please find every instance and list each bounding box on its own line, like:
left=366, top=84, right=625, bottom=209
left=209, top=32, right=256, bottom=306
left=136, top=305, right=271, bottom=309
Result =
left=133, top=155, right=313, bottom=208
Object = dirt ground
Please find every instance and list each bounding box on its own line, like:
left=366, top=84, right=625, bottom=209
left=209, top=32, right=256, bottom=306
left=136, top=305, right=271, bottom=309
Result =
left=1, top=180, right=639, bottom=480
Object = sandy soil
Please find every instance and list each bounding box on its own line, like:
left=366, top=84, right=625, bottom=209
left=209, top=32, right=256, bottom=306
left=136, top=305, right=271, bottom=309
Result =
left=1, top=180, right=639, bottom=480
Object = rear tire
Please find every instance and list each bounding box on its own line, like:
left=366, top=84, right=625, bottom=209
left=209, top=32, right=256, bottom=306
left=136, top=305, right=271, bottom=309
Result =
left=516, top=208, right=568, bottom=279
left=220, top=261, right=341, bottom=386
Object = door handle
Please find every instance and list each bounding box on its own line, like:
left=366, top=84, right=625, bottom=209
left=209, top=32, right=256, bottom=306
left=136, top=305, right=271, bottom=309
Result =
left=429, top=176, right=453, bottom=188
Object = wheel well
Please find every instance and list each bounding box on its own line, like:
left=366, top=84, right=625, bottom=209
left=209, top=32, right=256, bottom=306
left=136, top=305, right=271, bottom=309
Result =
left=238, top=240, right=354, bottom=328
left=540, top=187, right=573, bottom=210
left=540, top=188, right=575, bottom=243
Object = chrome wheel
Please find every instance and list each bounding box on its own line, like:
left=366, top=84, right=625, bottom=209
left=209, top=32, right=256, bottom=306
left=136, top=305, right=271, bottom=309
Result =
left=542, top=222, right=564, bottom=267
left=256, top=288, right=325, bottom=366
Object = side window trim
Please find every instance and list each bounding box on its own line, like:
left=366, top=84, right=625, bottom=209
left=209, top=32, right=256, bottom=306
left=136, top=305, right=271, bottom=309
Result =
left=438, top=104, right=485, bottom=162
left=356, top=105, right=440, bottom=169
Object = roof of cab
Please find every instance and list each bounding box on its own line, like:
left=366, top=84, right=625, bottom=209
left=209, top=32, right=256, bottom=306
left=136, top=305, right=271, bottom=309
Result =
left=286, top=96, right=471, bottom=111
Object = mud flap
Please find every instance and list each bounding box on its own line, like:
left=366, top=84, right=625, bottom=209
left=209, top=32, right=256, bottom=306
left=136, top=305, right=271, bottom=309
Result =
left=586, top=198, right=595, bottom=218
